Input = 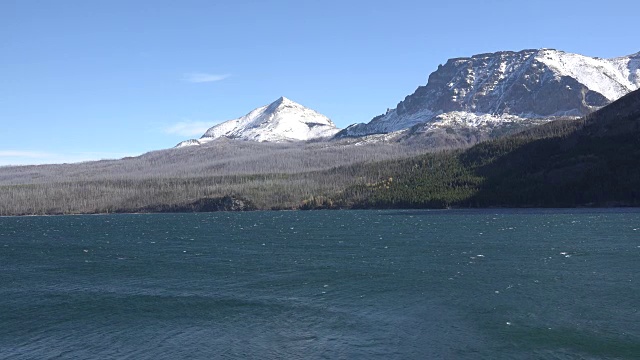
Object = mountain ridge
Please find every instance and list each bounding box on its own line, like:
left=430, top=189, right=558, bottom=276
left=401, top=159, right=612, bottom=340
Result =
left=338, top=48, right=640, bottom=138
left=174, top=49, right=639, bottom=148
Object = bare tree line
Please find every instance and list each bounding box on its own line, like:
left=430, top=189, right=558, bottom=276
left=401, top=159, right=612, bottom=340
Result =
left=0, top=139, right=431, bottom=186
left=0, top=140, right=427, bottom=215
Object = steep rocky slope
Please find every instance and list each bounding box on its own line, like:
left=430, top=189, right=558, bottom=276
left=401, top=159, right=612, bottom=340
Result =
left=338, top=49, right=640, bottom=141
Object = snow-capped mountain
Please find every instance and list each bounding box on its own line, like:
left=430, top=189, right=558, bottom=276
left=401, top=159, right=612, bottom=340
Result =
left=177, top=97, right=340, bottom=147
left=338, top=49, right=640, bottom=138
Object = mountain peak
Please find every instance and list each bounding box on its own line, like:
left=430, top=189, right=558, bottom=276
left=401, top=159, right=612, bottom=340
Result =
left=176, top=97, right=340, bottom=146
left=267, top=96, right=297, bottom=112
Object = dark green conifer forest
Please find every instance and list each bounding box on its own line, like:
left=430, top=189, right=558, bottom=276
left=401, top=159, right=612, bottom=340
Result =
left=340, top=89, right=640, bottom=209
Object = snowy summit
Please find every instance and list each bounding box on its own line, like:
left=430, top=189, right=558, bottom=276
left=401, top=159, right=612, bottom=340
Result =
left=176, top=97, right=340, bottom=147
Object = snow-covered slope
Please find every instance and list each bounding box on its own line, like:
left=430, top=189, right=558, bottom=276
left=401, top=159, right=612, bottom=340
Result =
left=177, top=97, right=340, bottom=147
left=338, top=49, right=640, bottom=138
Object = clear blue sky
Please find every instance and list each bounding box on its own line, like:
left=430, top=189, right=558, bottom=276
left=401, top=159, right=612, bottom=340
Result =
left=1, top=0, right=638, bottom=165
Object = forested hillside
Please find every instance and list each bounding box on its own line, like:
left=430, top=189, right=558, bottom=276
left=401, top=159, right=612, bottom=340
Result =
left=342, top=89, right=640, bottom=208
left=1, top=90, right=638, bottom=215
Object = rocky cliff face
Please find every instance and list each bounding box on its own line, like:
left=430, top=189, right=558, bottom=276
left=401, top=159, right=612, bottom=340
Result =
left=338, top=49, right=640, bottom=138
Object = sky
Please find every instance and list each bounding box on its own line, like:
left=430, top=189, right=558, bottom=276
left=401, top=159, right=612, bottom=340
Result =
left=1, top=0, right=638, bottom=165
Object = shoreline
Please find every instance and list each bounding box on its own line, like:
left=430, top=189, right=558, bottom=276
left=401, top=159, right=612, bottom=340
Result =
left=2, top=204, right=639, bottom=218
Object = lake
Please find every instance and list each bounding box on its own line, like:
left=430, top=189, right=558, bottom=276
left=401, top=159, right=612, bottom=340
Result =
left=0, top=209, right=638, bottom=359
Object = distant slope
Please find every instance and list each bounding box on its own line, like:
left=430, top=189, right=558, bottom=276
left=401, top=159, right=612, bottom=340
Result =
left=0, top=137, right=432, bottom=215
left=338, top=49, right=640, bottom=143
left=343, top=88, right=640, bottom=208
left=0, top=138, right=428, bottom=186
left=177, top=97, right=339, bottom=146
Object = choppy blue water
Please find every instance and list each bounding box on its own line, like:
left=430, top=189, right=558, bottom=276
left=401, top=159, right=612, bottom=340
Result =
left=0, top=209, right=638, bottom=359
